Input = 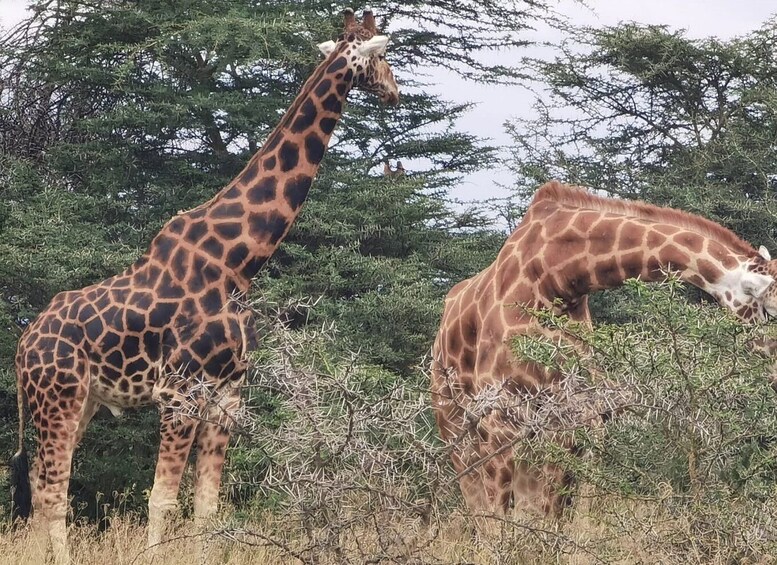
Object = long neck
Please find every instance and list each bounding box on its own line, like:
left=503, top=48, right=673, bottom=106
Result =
left=499, top=207, right=758, bottom=318
left=200, top=47, right=353, bottom=286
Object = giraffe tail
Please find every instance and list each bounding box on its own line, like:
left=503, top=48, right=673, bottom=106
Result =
left=10, top=368, right=31, bottom=521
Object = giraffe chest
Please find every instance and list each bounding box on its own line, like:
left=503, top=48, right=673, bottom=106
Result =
left=436, top=279, right=549, bottom=394
left=79, top=288, right=255, bottom=411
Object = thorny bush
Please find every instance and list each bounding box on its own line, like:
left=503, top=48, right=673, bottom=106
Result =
left=512, top=277, right=777, bottom=562
left=182, top=279, right=777, bottom=564
left=16, top=280, right=777, bottom=564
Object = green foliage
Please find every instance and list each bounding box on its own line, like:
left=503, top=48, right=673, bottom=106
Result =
left=512, top=278, right=777, bottom=560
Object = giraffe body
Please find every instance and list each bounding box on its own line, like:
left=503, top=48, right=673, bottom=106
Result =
left=431, top=181, right=777, bottom=515
left=11, top=10, right=398, bottom=563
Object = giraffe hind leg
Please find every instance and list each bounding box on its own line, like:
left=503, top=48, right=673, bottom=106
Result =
left=27, top=366, right=90, bottom=565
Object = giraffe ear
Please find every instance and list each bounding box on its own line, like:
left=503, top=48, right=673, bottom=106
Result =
left=357, top=35, right=389, bottom=57
left=362, top=8, right=377, bottom=33
left=318, top=40, right=337, bottom=56
left=759, top=245, right=771, bottom=261
left=743, top=272, right=773, bottom=298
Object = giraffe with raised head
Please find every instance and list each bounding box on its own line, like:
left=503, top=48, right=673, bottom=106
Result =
left=431, top=181, right=777, bottom=517
left=11, top=8, right=398, bottom=563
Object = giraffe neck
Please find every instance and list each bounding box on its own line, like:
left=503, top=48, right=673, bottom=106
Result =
left=500, top=205, right=765, bottom=320
left=197, top=46, right=354, bottom=287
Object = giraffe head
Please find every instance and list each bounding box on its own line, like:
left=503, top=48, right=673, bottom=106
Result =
left=317, top=8, right=399, bottom=105
left=717, top=245, right=777, bottom=322
left=748, top=245, right=777, bottom=320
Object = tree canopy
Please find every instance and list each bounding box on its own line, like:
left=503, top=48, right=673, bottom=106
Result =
left=506, top=21, right=777, bottom=250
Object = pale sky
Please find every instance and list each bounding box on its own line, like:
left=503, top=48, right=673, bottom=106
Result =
left=446, top=0, right=777, bottom=204
left=1, top=0, right=775, bottom=205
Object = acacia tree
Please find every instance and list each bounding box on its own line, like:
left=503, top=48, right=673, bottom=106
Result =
left=506, top=22, right=777, bottom=248
left=0, top=0, right=563, bottom=517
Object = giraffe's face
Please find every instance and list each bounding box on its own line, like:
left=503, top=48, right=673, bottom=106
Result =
left=352, top=40, right=399, bottom=105
left=317, top=12, right=399, bottom=105
left=738, top=246, right=777, bottom=322
left=754, top=246, right=777, bottom=319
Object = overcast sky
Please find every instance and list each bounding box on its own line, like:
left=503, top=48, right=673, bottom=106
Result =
left=444, top=0, right=777, bottom=203
left=1, top=0, right=775, bottom=204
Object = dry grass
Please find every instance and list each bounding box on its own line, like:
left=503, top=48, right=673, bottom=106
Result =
left=0, top=511, right=578, bottom=565
left=2, top=493, right=772, bottom=565
left=0, top=515, right=286, bottom=565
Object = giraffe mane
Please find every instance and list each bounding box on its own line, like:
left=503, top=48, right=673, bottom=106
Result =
left=532, top=181, right=757, bottom=257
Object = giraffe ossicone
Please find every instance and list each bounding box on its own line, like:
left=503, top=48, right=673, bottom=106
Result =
left=10, top=8, right=398, bottom=564
left=431, top=181, right=777, bottom=517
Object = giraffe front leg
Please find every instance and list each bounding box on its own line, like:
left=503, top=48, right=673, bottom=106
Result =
left=147, top=412, right=197, bottom=549
left=193, top=390, right=240, bottom=528
left=193, top=420, right=231, bottom=528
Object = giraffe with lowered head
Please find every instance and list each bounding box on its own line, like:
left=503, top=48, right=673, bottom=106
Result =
left=11, top=9, right=398, bottom=563
left=431, top=181, right=777, bottom=517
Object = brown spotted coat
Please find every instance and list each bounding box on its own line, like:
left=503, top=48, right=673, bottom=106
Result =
left=12, top=9, right=398, bottom=563
left=431, top=181, right=777, bottom=516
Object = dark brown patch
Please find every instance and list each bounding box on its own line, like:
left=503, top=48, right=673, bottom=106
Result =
left=675, top=232, right=704, bottom=253
left=291, top=99, right=318, bottom=133
left=168, top=217, right=185, bottom=234
left=594, top=260, right=623, bottom=288
left=248, top=211, right=289, bottom=245
left=304, top=133, right=325, bottom=164
left=697, top=258, right=722, bottom=283
left=225, top=243, right=249, bottom=270
left=213, top=223, right=242, bottom=240
left=284, top=175, right=312, bottom=211
left=326, top=57, right=347, bottom=73
left=589, top=219, right=620, bottom=255
left=620, top=251, right=644, bottom=280
left=185, top=221, right=208, bottom=244
left=222, top=185, right=242, bottom=199
left=314, top=78, right=332, bottom=98
left=246, top=177, right=277, bottom=205
left=321, top=93, right=342, bottom=114
left=240, top=159, right=260, bottom=185
left=661, top=245, right=692, bottom=270
left=320, top=117, right=337, bottom=135
left=210, top=202, right=245, bottom=219
left=279, top=141, right=299, bottom=172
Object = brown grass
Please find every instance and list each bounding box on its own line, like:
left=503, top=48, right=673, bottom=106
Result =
left=2, top=493, right=771, bottom=565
